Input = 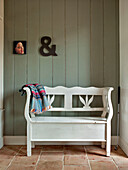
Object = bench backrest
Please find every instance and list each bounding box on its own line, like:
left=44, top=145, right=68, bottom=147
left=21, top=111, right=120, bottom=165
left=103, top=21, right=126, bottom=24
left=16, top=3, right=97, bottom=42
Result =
left=44, top=86, right=113, bottom=119
left=24, top=86, right=114, bottom=121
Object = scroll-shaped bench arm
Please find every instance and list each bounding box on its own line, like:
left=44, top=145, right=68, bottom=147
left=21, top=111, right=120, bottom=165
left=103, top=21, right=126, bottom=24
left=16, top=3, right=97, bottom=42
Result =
left=23, top=87, right=31, bottom=122
left=107, top=87, right=114, bottom=122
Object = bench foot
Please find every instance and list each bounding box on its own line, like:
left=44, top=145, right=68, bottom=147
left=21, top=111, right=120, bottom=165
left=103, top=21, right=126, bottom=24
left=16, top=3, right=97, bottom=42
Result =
left=106, top=152, right=110, bottom=157
left=27, top=142, right=32, bottom=156
left=27, top=151, right=31, bottom=156
left=106, top=122, right=111, bottom=157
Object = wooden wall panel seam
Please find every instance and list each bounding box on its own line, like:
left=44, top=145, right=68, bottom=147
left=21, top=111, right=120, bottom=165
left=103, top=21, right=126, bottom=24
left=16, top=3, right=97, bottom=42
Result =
left=64, top=0, right=66, bottom=87
left=13, top=0, right=15, bottom=135
left=51, top=0, right=53, bottom=87
left=39, top=0, right=40, bottom=83
left=77, top=0, right=79, bottom=86
left=38, top=0, right=41, bottom=84
left=26, top=0, right=28, bottom=84
left=90, top=0, right=92, bottom=85
left=64, top=0, right=67, bottom=86
left=103, top=0, right=105, bottom=86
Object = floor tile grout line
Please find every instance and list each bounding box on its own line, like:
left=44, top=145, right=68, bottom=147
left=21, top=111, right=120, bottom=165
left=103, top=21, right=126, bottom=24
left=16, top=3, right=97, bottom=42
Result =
left=41, top=151, right=64, bottom=152
left=111, top=157, right=119, bottom=170
left=64, top=165, right=91, bottom=167
left=35, top=148, right=43, bottom=170
left=64, top=154, right=86, bottom=156
left=85, top=159, right=113, bottom=162
left=5, top=146, right=23, bottom=170
left=84, top=146, right=92, bottom=170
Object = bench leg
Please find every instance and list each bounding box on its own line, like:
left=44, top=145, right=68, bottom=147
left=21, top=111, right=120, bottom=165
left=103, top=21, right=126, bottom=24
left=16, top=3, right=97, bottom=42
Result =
left=27, top=141, right=31, bottom=156
left=32, top=142, right=35, bottom=148
left=27, top=124, right=31, bottom=156
left=106, top=122, right=111, bottom=157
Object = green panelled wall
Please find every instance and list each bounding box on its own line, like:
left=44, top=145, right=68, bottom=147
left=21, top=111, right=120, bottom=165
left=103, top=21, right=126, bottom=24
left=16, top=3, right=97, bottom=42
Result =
left=4, top=0, right=119, bottom=136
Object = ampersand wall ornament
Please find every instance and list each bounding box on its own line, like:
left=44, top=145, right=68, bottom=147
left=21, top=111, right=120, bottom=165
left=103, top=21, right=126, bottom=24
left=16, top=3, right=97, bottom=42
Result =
left=39, top=36, right=57, bottom=56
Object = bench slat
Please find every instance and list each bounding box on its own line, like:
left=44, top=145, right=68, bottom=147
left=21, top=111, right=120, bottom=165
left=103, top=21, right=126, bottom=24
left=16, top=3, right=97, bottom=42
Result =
left=48, top=107, right=105, bottom=112
left=45, top=86, right=110, bottom=95
left=31, top=139, right=106, bottom=142
left=31, top=116, right=107, bottom=124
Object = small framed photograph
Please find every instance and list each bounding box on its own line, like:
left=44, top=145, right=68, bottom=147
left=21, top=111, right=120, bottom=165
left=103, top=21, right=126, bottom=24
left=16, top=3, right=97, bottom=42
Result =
left=13, top=41, right=27, bottom=54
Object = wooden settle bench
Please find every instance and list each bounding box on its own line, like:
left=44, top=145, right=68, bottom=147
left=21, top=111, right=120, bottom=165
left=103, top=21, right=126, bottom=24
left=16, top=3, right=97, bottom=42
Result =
left=23, top=86, right=114, bottom=156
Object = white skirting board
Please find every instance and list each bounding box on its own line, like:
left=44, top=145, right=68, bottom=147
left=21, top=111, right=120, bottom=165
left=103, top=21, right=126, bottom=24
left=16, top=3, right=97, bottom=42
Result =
left=119, top=137, right=128, bottom=156
left=4, top=136, right=118, bottom=146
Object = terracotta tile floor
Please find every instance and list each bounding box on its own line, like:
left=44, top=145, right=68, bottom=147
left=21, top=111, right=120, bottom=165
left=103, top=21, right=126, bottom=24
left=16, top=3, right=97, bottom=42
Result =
left=0, top=145, right=127, bottom=170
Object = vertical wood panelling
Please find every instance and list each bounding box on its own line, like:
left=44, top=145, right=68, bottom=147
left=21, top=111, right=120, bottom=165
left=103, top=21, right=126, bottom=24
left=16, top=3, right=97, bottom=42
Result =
left=39, top=0, right=53, bottom=86
left=0, top=15, right=3, bottom=109
left=65, top=0, right=78, bottom=117
left=52, top=0, right=65, bottom=86
left=104, top=0, right=118, bottom=135
left=52, top=0, right=65, bottom=116
left=120, top=0, right=128, bottom=153
left=78, top=0, right=91, bottom=116
left=13, top=0, right=27, bottom=135
left=28, top=0, right=39, bottom=83
left=78, top=0, right=90, bottom=87
left=65, top=0, right=78, bottom=87
left=4, top=0, right=14, bottom=135
left=39, top=0, right=52, bottom=116
left=4, top=0, right=119, bottom=135
left=0, top=20, right=3, bottom=108
left=90, top=0, right=104, bottom=86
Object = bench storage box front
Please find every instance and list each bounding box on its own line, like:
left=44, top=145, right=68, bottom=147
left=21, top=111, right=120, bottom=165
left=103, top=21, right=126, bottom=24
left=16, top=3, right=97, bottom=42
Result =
left=23, top=86, right=114, bottom=156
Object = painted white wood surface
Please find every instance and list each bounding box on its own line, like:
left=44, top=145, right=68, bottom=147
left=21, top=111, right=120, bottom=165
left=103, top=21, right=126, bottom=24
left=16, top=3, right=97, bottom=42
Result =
left=32, top=123, right=105, bottom=140
left=31, top=117, right=107, bottom=123
left=119, top=0, right=128, bottom=156
left=23, top=86, right=113, bottom=156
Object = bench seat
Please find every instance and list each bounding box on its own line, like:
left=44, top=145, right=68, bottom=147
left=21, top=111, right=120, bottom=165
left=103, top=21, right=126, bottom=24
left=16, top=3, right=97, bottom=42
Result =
left=31, top=116, right=107, bottom=123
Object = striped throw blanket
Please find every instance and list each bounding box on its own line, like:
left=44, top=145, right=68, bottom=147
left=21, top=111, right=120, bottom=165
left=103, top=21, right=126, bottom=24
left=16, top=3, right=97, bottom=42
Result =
left=20, top=84, right=51, bottom=114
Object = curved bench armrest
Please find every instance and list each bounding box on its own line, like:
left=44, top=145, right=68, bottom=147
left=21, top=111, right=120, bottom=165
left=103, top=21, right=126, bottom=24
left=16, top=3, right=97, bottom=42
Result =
left=107, top=87, right=114, bottom=122
left=23, top=87, right=31, bottom=122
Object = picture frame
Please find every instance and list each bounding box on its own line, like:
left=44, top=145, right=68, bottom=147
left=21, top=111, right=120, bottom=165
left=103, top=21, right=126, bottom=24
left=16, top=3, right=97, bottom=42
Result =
left=13, top=41, right=27, bottom=55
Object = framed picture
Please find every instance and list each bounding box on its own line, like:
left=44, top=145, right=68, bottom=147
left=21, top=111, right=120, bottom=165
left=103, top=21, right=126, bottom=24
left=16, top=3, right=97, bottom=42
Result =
left=13, top=41, right=27, bottom=54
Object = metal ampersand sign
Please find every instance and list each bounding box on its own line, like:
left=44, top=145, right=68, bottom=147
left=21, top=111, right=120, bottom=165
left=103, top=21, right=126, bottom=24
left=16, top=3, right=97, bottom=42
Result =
left=39, top=36, right=57, bottom=56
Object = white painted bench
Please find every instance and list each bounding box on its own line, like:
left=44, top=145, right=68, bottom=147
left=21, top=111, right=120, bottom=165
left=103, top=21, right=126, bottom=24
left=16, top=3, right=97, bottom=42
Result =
left=23, top=86, right=114, bottom=156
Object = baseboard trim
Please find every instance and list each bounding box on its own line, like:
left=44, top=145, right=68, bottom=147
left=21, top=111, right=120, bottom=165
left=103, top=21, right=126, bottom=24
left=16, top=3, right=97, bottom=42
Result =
left=4, top=136, right=118, bottom=146
left=119, top=137, right=128, bottom=156
left=0, top=137, right=4, bottom=148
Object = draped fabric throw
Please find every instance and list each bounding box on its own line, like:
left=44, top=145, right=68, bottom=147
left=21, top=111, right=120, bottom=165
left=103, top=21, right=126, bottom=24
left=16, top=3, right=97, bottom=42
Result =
left=20, top=84, right=51, bottom=114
